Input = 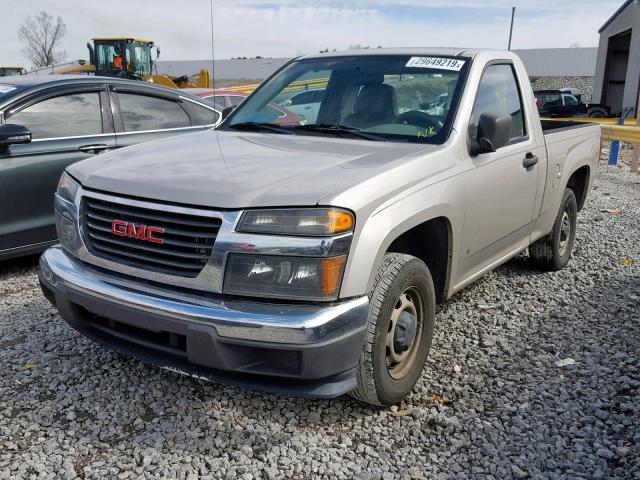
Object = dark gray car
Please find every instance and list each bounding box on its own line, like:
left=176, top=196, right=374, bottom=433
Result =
left=0, top=75, right=221, bottom=260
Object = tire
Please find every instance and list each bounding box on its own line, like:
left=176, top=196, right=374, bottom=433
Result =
left=588, top=107, right=607, bottom=118
left=350, top=253, right=436, bottom=406
left=529, top=188, right=578, bottom=271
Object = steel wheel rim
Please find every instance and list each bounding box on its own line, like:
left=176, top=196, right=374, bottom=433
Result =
left=386, top=286, right=424, bottom=380
left=559, top=209, right=572, bottom=256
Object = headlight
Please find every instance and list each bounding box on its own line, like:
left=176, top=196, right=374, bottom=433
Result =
left=56, top=172, right=80, bottom=203
left=237, top=208, right=354, bottom=236
left=223, top=254, right=347, bottom=301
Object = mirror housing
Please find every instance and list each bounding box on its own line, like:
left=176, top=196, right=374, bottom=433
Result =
left=221, top=105, right=236, bottom=121
left=469, top=113, right=512, bottom=156
left=0, top=124, right=32, bottom=149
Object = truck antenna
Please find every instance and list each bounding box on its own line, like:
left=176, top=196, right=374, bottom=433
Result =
left=210, top=0, right=216, bottom=99
left=508, top=7, right=516, bottom=50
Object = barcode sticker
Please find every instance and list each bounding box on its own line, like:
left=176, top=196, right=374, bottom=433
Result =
left=405, top=57, right=465, bottom=71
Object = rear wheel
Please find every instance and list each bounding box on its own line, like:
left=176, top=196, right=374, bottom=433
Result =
left=588, top=107, right=607, bottom=118
left=529, top=188, right=577, bottom=271
left=350, top=253, right=435, bottom=406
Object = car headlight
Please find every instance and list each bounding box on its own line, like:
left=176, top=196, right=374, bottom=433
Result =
left=223, top=254, right=347, bottom=301
left=237, top=208, right=354, bottom=236
left=56, top=172, right=80, bottom=203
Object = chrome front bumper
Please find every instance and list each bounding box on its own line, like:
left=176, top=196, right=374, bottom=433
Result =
left=39, top=247, right=369, bottom=397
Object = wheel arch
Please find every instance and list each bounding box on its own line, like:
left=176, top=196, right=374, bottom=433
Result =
left=565, top=164, right=590, bottom=211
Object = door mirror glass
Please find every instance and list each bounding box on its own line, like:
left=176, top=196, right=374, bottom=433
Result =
left=469, top=113, right=512, bottom=156
left=0, top=124, right=32, bottom=148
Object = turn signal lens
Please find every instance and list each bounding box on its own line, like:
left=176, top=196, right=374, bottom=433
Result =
left=327, top=210, right=354, bottom=234
left=237, top=208, right=354, bottom=236
left=321, top=256, right=347, bottom=297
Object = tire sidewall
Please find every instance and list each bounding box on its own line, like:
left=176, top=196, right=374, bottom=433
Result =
left=371, top=260, right=435, bottom=404
left=551, top=189, right=578, bottom=269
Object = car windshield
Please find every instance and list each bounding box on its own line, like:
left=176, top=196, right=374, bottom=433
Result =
left=226, top=55, right=469, bottom=144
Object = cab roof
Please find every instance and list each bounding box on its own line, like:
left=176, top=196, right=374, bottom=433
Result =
left=301, top=47, right=483, bottom=60
left=93, top=38, right=154, bottom=44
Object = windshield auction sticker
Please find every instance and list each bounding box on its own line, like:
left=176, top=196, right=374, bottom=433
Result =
left=405, top=57, right=465, bottom=71
left=0, top=85, right=16, bottom=94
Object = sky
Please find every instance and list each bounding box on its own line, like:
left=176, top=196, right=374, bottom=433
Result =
left=1, top=0, right=625, bottom=67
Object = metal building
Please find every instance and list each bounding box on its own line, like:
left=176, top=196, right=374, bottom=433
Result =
left=592, top=0, right=640, bottom=116
left=512, top=48, right=597, bottom=77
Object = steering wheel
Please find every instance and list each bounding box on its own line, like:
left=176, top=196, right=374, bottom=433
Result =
left=393, top=111, right=443, bottom=131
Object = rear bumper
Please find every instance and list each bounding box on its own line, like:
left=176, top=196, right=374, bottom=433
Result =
left=38, top=246, right=369, bottom=398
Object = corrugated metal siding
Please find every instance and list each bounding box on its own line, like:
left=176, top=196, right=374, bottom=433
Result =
left=512, top=48, right=598, bottom=77
left=156, top=58, right=290, bottom=80
left=158, top=48, right=599, bottom=81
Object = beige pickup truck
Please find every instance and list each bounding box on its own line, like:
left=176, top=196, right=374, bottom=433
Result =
left=39, top=48, right=600, bottom=405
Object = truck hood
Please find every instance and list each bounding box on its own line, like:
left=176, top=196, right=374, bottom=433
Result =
left=69, top=130, right=437, bottom=209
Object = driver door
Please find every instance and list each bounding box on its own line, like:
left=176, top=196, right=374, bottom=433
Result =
left=457, top=63, right=542, bottom=283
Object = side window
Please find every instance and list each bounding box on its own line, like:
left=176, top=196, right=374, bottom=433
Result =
left=117, top=93, right=190, bottom=132
left=190, top=103, right=221, bottom=125
left=563, top=94, right=579, bottom=106
left=9, top=92, right=102, bottom=139
left=201, top=95, right=226, bottom=110
left=227, top=96, right=245, bottom=107
left=471, top=64, right=526, bottom=142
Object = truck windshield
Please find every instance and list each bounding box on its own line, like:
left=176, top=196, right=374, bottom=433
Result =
left=226, top=55, right=469, bottom=144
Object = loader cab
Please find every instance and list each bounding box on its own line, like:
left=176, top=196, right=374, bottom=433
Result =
left=89, top=38, right=157, bottom=80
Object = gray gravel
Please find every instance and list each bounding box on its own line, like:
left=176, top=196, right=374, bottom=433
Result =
left=1, top=165, right=638, bottom=480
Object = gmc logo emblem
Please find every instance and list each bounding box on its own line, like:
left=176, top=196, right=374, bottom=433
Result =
left=111, top=220, right=164, bottom=244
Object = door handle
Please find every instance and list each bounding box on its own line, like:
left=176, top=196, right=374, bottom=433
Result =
left=79, top=144, right=110, bottom=154
left=523, top=152, right=538, bottom=170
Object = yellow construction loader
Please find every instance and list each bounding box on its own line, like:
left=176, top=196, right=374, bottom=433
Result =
left=57, top=38, right=210, bottom=89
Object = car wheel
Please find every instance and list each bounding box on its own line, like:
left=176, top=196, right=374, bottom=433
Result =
left=350, top=253, right=435, bottom=406
left=588, top=107, right=607, bottom=118
left=529, top=188, right=577, bottom=271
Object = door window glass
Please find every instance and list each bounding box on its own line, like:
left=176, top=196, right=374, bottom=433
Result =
left=227, top=95, right=246, bottom=107
left=190, top=103, right=220, bottom=125
left=118, top=93, right=190, bottom=131
left=201, top=95, right=226, bottom=110
left=471, top=64, right=525, bottom=141
left=563, top=94, right=579, bottom=106
left=9, top=92, right=102, bottom=139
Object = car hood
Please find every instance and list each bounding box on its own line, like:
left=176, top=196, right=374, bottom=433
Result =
left=69, top=130, right=438, bottom=209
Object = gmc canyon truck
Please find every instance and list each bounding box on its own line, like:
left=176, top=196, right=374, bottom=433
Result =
left=38, top=48, right=600, bottom=406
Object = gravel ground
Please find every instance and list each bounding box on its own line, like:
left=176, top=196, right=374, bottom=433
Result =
left=1, top=164, right=638, bottom=480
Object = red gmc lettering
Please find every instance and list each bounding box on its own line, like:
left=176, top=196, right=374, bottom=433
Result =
left=111, top=220, right=127, bottom=236
left=146, top=227, right=165, bottom=244
left=127, top=223, right=147, bottom=240
left=110, top=220, right=164, bottom=244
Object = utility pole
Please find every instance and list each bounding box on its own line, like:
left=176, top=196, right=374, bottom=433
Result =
left=508, top=7, right=516, bottom=50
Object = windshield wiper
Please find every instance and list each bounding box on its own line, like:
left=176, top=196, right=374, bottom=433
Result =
left=293, top=124, right=389, bottom=142
left=228, top=122, right=293, bottom=134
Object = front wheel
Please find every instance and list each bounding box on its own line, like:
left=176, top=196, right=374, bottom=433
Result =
left=529, top=188, right=577, bottom=271
left=350, top=253, right=436, bottom=406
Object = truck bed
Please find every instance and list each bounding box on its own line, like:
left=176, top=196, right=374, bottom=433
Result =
left=541, top=119, right=595, bottom=134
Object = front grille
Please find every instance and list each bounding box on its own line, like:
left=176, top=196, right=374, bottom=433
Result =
left=81, top=196, right=221, bottom=277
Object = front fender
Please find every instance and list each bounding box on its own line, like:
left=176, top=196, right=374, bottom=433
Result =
left=339, top=175, right=465, bottom=298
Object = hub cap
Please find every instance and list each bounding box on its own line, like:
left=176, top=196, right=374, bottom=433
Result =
left=559, top=209, right=572, bottom=256
left=386, top=287, right=424, bottom=379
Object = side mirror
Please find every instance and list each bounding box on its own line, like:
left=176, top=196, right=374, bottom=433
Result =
left=221, top=105, right=236, bottom=121
left=0, top=124, right=32, bottom=148
left=469, top=113, right=512, bottom=156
